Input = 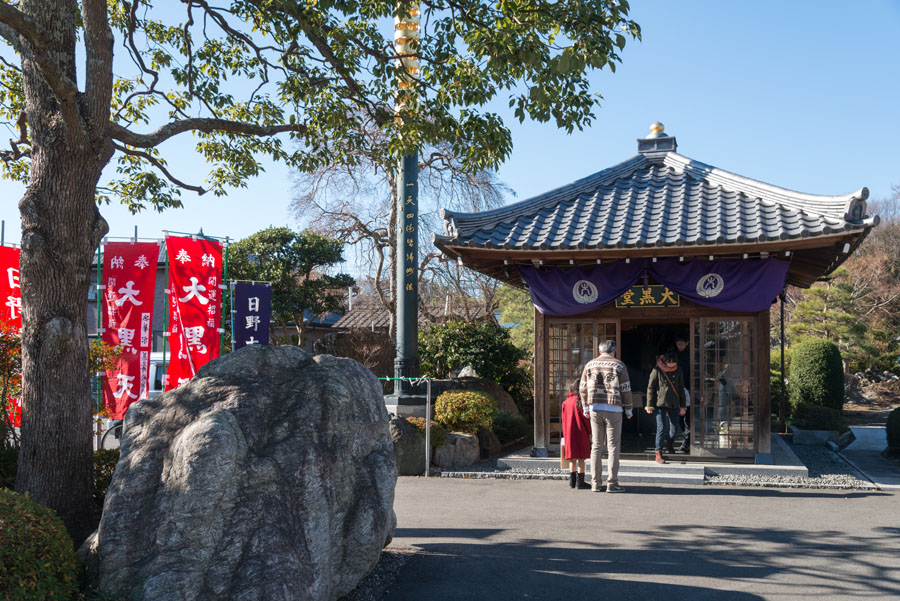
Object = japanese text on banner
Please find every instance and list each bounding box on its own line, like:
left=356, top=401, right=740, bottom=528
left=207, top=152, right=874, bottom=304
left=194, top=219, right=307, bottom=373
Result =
left=165, top=237, right=223, bottom=391
left=101, top=242, right=159, bottom=419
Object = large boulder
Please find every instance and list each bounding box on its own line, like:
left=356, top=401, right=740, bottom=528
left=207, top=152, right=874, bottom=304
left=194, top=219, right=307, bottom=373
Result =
left=433, top=433, right=479, bottom=469
left=390, top=415, right=426, bottom=475
left=429, top=377, right=520, bottom=415
left=80, top=345, right=396, bottom=601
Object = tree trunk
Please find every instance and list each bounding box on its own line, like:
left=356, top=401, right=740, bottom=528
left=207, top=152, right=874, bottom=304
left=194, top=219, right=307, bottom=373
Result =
left=15, top=0, right=112, bottom=546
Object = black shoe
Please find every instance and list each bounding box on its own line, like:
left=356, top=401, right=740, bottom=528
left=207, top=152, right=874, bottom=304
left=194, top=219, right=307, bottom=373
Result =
left=569, top=472, right=577, bottom=488
left=576, top=473, right=591, bottom=490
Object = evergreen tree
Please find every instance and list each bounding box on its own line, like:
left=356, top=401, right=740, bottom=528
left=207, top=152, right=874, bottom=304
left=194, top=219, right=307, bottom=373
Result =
left=229, top=227, right=354, bottom=346
left=496, top=284, right=535, bottom=354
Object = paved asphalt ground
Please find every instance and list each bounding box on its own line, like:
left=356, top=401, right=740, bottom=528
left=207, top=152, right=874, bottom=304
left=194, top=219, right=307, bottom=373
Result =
left=384, top=477, right=900, bottom=601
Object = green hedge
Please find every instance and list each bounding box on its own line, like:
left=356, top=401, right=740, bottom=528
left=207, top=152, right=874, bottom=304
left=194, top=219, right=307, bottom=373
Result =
left=434, top=390, right=497, bottom=433
left=491, top=410, right=533, bottom=445
left=792, top=404, right=845, bottom=432
left=0, top=489, right=79, bottom=601
left=405, top=417, right=447, bottom=448
left=789, top=339, right=844, bottom=413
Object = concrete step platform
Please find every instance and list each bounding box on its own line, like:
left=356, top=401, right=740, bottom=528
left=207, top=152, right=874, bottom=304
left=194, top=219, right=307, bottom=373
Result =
left=495, top=434, right=809, bottom=479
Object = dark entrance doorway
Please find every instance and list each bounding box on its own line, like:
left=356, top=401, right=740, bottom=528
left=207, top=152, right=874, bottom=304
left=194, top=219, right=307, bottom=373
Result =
left=620, top=321, right=689, bottom=455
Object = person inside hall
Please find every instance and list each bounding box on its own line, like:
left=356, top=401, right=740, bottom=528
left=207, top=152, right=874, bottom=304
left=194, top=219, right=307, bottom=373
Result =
left=579, top=340, right=633, bottom=493
left=674, top=333, right=691, bottom=453
left=560, top=379, right=592, bottom=490
left=645, top=351, right=686, bottom=464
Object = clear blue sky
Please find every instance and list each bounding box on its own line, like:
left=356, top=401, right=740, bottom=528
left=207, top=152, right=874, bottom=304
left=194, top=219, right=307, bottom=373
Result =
left=1, top=1, right=898, bottom=253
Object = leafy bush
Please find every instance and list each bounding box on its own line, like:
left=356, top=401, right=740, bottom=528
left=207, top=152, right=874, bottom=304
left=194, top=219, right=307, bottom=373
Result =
left=419, top=320, right=525, bottom=383
left=792, top=404, right=845, bottom=431
left=434, top=390, right=497, bottom=433
left=0, top=489, right=79, bottom=601
left=491, top=410, right=533, bottom=444
left=0, top=446, right=16, bottom=490
left=93, top=449, right=120, bottom=515
left=405, top=417, right=447, bottom=448
left=504, top=360, right=534, bottom=422
left=789, top=339, right=844, bottom=413
left=887, top=407, right=900, bottom=452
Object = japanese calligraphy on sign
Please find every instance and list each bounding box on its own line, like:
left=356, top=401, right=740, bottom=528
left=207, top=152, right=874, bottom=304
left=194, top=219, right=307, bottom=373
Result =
left=0, top=245, right=21, bottom=425
left=233, top=282, right=271, bottom=349
left=100, top=241, right=160, bottom=419
left=165, top=236, right=223, bottom=391
left=614, top=285, right=680, bottom=308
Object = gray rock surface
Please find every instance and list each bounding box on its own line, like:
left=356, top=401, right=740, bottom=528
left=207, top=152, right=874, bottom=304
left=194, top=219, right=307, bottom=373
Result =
left=456, top=366, right=479, bottom=378
left=81, top=345, right=396, bottom=601
left=390, top=416, right=426, bottom=475
left=429, top=378, right=519, bottom=415
left=433, top=433, right=479, bottom=469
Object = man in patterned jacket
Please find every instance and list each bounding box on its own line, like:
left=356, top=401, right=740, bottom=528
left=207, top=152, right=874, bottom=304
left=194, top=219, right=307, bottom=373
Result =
left=579, top=340, right=633, bottom=492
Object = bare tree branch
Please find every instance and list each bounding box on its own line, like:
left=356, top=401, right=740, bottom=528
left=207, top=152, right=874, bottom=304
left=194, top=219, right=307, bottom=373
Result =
left=112, top=142, right=207, bottom=195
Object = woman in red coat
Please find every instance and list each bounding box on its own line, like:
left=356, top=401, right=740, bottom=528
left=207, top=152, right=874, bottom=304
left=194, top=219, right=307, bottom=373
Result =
left=561, top=379, right=592, bottom=489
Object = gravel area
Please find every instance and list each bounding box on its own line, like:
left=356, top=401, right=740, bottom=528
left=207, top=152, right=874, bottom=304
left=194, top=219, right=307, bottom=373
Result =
left=338, top=547, right=417, bottom=601
left=707, top=443, right=876, bottom=489
left=439, top=444, right=879, bottom=489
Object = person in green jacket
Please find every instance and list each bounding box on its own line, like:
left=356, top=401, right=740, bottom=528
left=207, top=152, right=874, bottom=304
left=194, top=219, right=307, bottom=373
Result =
left=645, top=351, right=685, bottom=464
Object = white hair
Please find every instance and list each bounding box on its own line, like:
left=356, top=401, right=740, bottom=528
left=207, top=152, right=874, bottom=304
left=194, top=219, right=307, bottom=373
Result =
left=598, top=340, right=616, bottom=354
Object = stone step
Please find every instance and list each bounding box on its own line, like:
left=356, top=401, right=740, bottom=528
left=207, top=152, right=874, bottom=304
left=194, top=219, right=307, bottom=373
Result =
left=498, top=456, right=704, bottom=476
left=615, top=471, right=705, bottom=485
left=440, top=469, right=705, bottom=485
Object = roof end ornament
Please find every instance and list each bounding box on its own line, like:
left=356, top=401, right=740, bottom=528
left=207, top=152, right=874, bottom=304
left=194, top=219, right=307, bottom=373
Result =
left=638, top=121, right=677, bottom=154
left=844, top=187, right=870, bottom=222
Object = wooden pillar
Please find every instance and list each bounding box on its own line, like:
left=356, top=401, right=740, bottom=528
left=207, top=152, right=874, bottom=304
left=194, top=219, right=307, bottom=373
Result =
left=756, top=307, right=772, bottom=461
left=532, top=307, right=548, bottom=456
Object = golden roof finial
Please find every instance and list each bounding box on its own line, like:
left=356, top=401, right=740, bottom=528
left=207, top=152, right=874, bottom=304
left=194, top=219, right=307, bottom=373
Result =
left=650, top=121, right=665, bottom=135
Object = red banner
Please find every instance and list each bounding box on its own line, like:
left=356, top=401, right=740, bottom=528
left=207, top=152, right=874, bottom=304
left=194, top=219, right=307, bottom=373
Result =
left=0, top=246, right=21, bottom=331
left=100, top=242, right=160, bottom=419
left=0, top=246, right=21, bottom=427
left=165, top=237, right=222, bottom=390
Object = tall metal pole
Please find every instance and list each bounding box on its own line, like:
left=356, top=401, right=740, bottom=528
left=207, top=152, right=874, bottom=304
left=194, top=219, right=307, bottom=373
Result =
left=391, top=4, right=421, bottom=401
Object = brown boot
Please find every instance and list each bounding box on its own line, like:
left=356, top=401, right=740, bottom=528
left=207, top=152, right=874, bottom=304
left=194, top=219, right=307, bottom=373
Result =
left=666, top=440, right=676, bottom=455
left=655, top=449, right=667, bottom=464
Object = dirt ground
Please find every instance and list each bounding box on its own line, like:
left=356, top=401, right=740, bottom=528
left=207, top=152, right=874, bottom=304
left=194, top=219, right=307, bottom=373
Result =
left=844, top=380, right=900, bottom=426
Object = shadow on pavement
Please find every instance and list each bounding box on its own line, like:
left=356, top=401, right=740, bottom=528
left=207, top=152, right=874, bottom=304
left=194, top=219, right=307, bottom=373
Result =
left=385, top=523, right=900, bottom=601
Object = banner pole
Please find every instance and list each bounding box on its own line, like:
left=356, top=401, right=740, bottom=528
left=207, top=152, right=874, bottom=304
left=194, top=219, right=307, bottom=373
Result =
left=222, top=239, right=229, bottom=355
left=161, top=235, right=169, bottom=388
left=229, top=281, right=235, bottom=353
left=95, top=243, right=103, bottom=448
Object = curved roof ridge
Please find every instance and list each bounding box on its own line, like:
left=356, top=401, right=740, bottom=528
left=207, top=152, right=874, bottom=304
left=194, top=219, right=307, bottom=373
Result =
left=662, top=153, right=869, bottom=221
left=441, top=154, right=649, bottom=235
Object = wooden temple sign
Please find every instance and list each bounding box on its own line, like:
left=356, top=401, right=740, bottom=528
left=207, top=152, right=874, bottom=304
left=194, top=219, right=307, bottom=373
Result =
left=615, top=285, right=679, bottom=308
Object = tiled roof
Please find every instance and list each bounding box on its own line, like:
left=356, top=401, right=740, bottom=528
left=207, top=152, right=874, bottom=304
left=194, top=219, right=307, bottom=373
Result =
left=333, top=302, right=494, bottom=330
left=434, top=141, right=876, bottom=252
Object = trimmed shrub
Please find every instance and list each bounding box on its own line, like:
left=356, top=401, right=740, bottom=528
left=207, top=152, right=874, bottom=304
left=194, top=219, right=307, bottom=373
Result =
left=789, top=340, right=844, bottom=413
left=0, top=489, right=79, bottom=601
left=405, top=417, right=447, bottom=448
left=491, top=410, right=533, bottom=445
left=792, top=404, right=845, bottom=431
left=887, top=407, right=900, bottom=453
left=93, top=448, right=120, bottom=515
left=434, top=390, right=497, bottom=433
left=0, top=446, right=16, bottom=490
left=419, top=320, right=525, bottom=383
